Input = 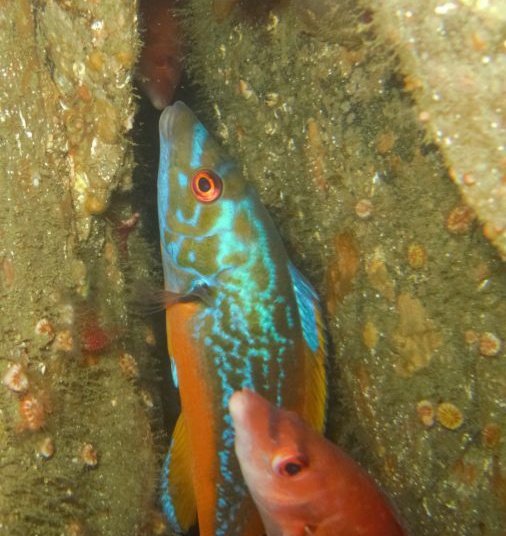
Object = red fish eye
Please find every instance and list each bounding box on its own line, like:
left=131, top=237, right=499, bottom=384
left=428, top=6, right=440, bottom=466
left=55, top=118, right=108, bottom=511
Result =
left=273, top=454, right=308, bottom=477
left=191, top=170, right=222, bottom=203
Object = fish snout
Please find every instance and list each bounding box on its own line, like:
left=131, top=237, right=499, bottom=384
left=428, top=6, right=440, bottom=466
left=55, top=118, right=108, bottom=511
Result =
left=229, top=388, right=267, bottom=423
left=159, top=100, right=187, bottom=140
left=228, top=389, right=249, bottom=426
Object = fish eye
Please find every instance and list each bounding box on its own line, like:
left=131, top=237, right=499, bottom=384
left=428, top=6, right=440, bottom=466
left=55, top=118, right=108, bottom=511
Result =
left=191, top=169, right=223, bottom=203
left=272, top=454, right=308, bottom=477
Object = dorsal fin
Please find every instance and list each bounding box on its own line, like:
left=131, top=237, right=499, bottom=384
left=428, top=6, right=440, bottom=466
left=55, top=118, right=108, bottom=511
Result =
left=288, top=262, right=328, bottom=433
left=288, top=262, right=324, bottom=354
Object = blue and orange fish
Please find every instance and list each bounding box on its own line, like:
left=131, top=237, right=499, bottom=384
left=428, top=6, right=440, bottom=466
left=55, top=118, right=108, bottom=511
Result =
left=157, top=101, right=327, bottom=536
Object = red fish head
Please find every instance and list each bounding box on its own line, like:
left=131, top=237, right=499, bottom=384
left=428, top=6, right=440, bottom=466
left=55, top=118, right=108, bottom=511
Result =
left=137, top=44, right=181, bottom=110
left=229, top=389, right=407, bottom=536
left=229, top=390, right=333, bottom=523
left=137, top=0, right=182, bottom=110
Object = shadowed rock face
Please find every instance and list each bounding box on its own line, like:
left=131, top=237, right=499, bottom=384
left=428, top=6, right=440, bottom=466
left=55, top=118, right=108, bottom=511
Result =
left=179, top=1, right=506, bottom=534
left=0, top=2, right=162, bottom=535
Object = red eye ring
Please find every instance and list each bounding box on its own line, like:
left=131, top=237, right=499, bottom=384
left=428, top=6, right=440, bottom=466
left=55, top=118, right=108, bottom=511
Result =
left=272, top=453, right=308, bottom=477
left=191, top=169, right=223, bottom=203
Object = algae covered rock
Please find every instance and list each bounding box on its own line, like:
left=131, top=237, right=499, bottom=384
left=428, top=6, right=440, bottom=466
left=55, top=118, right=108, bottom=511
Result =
left=0, top=1, right=165, bottom=534
left=180, top=1, right=506, bottom=534
left=1, top=0, right=504, bottom=534
left=370, top=0, right=506, bottom=259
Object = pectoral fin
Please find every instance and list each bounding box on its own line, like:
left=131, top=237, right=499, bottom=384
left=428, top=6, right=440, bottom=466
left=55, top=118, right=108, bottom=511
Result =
left=129, top=281, right=210, bottom=316
left=288, top=262, right=327, bottom=433
left=161, top=413, right=197, bottom=533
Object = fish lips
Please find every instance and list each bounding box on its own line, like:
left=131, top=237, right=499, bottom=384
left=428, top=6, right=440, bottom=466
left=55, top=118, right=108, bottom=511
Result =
left=229, top=389, right=273, bottom=457
left=159, top=100, right=190, bottom=141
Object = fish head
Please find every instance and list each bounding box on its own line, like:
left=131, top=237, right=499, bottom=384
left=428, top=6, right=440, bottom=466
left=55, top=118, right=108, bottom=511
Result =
left=158, top=101, right=254, bottom=292
left=229, top=389, right=327, bottom=516
left=230, top=390, right=408, bottom=536
left=158, top=101, right=250, bottom=239
left=136, top=0, right=182, bottom=110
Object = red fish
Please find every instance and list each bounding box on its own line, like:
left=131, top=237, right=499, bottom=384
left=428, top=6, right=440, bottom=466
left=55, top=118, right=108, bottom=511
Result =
left=137, top=0, right=182, bottom=110
left=229, top=389, right=407, bottom=536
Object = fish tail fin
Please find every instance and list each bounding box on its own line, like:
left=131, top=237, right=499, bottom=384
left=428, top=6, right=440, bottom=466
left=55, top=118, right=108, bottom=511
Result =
left=161, top=413, right=197, bottom=533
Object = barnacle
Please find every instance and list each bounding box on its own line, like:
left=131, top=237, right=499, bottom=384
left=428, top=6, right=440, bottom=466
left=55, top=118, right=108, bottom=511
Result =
left=436, top=402, right=463, bottom=431
left=479, top=332, right=502, bottom=357
left=355, top=199, right=373, bottom=219
left=416, top=400, right=435, bottom=427
left=37, top=437, right=55, bottom=459
left=81, top=443, right=98, bottom=467
left=19, top=394, right=46, bottom=431
left=2, top=363, right=29, bottom=393
left=446, top=205, right=475, bottom=234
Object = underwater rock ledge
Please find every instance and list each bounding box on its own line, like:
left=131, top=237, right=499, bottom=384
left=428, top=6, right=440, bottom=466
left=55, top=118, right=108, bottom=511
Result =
left=369, top=0, right=506, bottom=260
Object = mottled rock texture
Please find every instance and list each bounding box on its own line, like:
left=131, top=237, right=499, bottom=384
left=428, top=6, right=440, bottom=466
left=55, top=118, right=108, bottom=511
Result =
left=0, top=2, right=164, bottom=535
left=179, top=1, right=506, bottom=534
left=370, top=0, right=506, bottom=259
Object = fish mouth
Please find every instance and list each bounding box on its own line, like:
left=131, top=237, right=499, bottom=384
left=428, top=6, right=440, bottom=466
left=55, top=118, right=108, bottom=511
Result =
left=159, top=100, right=187, bottom=140
left=229, top=389, right=249, bottom=425
left=229, top=389, right=270, bottom=431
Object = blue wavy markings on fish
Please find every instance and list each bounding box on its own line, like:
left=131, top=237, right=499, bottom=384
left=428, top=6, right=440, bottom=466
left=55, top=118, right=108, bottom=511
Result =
left=157, top=101, right=327, bottom=536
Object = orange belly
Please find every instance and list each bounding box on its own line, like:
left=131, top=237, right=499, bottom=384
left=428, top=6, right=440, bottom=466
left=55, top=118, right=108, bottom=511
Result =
left=166, top=302, right=264, bottom=536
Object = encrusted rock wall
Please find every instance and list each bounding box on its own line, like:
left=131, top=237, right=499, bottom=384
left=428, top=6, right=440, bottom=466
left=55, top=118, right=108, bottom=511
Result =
left=0, top=2, right=164, bottom=534
left=180, top=1, right=506, bottom=534
left=370, top=0, right=506, bottom=259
